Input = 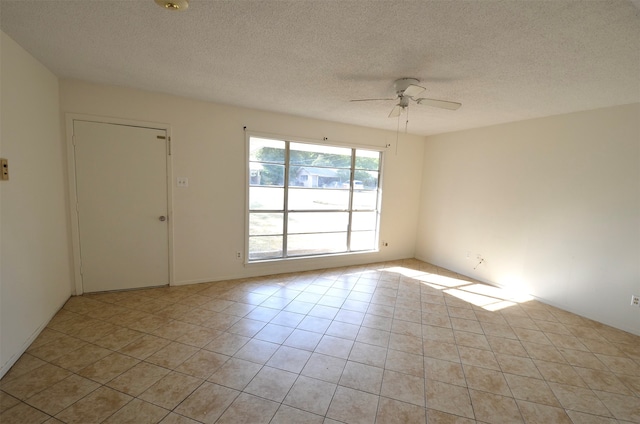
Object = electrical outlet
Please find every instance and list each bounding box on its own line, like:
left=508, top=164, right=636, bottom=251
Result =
left=236, top=251, right=242, bottom=260
left=631, top=295, right=640, bottom=307
left=381, top=241, right=389, bottom=247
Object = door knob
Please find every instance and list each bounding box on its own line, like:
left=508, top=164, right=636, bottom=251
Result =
left=159, top=216, right=167, bottom=221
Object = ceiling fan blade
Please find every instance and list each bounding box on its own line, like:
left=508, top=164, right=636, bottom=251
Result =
left=349, top=98, right=396, bottom=102
left=403, top=84, right=426, bottom=98
left=388, top=104, right=403, bottom=118
left=416, top=98, right=462, bottom=110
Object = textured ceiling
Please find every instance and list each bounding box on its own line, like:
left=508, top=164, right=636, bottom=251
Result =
left=1, top=0, right=639, bottom=136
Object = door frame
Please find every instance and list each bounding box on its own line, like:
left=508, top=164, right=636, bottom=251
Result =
left=66, top=114, right=174, bottom=295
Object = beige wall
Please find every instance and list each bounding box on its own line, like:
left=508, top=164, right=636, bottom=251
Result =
left=416, top=104, right=640, bottom=335
left=0, top=32, right=73, bottom=376
left=60, top=80, right=425, bottom=286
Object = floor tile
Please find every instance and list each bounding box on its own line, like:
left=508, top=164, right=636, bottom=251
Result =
left=271, top=404, right=324, bottom=424
left=102, top=398, right=169, bottom=423
left=159, top=412, right=201, bottom=423
left=487, top=336, right=528, bottom=357
left=596, top=353, right=640, bottom=376
left=25, top=374, right=99, bottom=415
left=0, top=363, right=71, bottom=400
left=385, top=349, right=423, bottom=377
left=495, top=353, right=542, bottom=379
left=326, top=321, right=360, bottom=340
left=283, top=375, right=336, bottom=416
left=424, top=357, right=466, bottom=386
left=77, top=352, right=140, bottom=384
left=216, top=392, right=279, bottom=423
left=297, top=316, right=333, bottom=334
left=1, top=401, right=50, bottom=424
left=145, top=341, right=199, bottom=369
left=388, top=333, right=423, bottom=354
left=0, top=354, right=47, bottom=383
left=315, top=335, right=354, bottom=359
left=271, top=311, right=306, bottom=327
left=463, top=364, right=512, bottom=396
left=203, top=331, right=250, bottom=356
left=425, top=380, right=474, bottom=419
left=254, top=323, right=295, bottom=344
left=516, top=399, right=572, bottom=424
left=354, top=329, right=390, bottom=351
left=349, top=342, right=387, bottom=368
left=244, top=366, right=297, bottom=402
left=55, top=386, right=131, bottom=424
left=380, top=369, right=425, bottom=406
left=339, top=361, right=384, bottom=394
left=94, top=327, right=144, bottom=350
left=458, top=345, right=500, bottom=370
left=548, top=382, right=613, bottom=417
left=233, top=338, right=279, bottom=364
left=301, top=352, right=347, bottom=383
left=376, top=397, right=426, bottom=424
left=27, top=335, right=87, bottom=363
left=504, top=373, right=561, bottom=407
left=283, top=328, right=323, bottom=351
left=468, top=389, right=523, bottom=424
left=574, top=366, right=635, bottom=396
left=174, top=382, right=239, bottom=423
left=0, top=391, right=20, bottom=413
left=326, top=385, right=379, bottom=424
left=533, top=359, right=587, bottom=387
left=266, top=345, right=312, bottom=373
left=593, top=390, right=640, bottom=422
left=207, top=357, right=262, bottom=390
left=106, top=361, right=170, bottom=396
left=423, top=339, right=460, bottom=362
left=175, top=349, right=229, bottom=379
left=138, top=371, right=202, bottom=410
left=118, top=334, right=171, bottom=360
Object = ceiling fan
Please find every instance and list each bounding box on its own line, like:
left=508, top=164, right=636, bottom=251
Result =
left=351, top=78, right=462, bottom=118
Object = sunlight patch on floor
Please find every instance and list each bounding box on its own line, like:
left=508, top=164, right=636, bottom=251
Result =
left=378, top=266, right=533, bottom=312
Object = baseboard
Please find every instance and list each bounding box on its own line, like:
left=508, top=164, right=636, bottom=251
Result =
left=0, top=295, right=71, bottom=379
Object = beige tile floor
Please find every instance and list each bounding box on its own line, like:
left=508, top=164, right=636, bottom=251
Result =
left=1, top=259, right=639, bottom=423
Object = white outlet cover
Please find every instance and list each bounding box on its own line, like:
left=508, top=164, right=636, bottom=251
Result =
left=177, top=177, right=188, bottom=187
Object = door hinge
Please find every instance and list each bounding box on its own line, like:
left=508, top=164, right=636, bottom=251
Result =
left=168, top=137, right=172, bottom=155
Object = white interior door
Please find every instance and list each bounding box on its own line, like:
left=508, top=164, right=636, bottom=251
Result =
left=73, top=120, right=169, bottom=293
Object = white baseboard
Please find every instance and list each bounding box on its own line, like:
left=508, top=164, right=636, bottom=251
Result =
left=0, top=296, right=71, bottom=379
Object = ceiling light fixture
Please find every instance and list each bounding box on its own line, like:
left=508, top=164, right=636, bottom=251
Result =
left=155, top=0, right=189, bottom=11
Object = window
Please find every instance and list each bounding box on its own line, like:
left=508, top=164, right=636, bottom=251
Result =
left=247, top=135, right=382, bottom=261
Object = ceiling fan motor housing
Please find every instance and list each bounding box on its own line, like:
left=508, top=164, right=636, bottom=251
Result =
left=394, top=78, right=421, bottom=96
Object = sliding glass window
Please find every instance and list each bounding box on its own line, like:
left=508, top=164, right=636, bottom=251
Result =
left=247, top=136, right=381, bottom=261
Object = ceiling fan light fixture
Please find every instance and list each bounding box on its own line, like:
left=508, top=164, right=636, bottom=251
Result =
left=155, top=0, right=189, bottom=11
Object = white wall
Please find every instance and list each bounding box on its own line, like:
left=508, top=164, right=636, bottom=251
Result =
left=60, top=80, right=425, bottom=286
left=0, top=31, right=72, bottom=377
left=416, top=104, right=640, bottom=335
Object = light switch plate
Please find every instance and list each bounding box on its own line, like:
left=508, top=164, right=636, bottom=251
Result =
left=1, top=158, right=8, bottom=181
